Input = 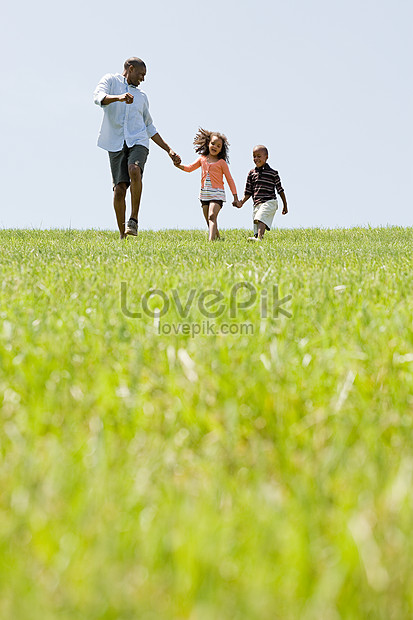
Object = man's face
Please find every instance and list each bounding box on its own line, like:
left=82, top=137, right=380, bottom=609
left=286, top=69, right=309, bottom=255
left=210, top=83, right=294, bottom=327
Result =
left=253, top=148, right=268, bottom=168
left=126, top=64, right=146, bottom=87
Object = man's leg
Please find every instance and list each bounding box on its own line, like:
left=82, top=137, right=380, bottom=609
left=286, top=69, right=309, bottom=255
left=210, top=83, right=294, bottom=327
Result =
left=128, top=164, right=143, bottom=222
left=113, top=182, right=128, bottom=238
left=108, top=146, right=130, bottom=238
left=124, top=145, right=149, bottom=236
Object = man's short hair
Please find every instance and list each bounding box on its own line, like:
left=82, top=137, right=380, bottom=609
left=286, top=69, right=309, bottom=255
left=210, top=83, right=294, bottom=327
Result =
left=124, top=57, right=146, bottom=70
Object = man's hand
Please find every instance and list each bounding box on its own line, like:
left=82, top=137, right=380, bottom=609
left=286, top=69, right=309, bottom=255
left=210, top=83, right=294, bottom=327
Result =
left=119, top=93, right=134, bottom=104
left=232, top=200, right=242, bottom=208
left=282, top=205, right=288, bottom=215
left=169, top=150, right=181, bottom=165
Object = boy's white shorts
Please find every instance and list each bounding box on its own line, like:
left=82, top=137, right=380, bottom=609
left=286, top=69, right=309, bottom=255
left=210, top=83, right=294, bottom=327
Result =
left=253, top=199, right=278, bottom=230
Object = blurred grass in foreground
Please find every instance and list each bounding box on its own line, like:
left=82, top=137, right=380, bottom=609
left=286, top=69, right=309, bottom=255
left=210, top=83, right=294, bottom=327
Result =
left=1, top=227, right=413, bottom=619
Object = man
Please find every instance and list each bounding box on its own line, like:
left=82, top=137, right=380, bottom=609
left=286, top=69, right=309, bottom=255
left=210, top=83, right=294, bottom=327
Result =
left=94, top=57, right=181, bottom=238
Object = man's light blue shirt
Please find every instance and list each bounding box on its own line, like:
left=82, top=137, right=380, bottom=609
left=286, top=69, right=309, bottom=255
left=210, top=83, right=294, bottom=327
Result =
left=94, top=73, right=157, bottom=152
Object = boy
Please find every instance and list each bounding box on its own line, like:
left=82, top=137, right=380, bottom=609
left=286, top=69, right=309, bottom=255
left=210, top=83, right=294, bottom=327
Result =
left=236, top=145, right=288, bottom=240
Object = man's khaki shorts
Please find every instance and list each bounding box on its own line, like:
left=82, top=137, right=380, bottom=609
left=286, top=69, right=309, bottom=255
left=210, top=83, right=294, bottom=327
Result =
left=108, top=143, right=149, bottom=188
left=253, top=199, right=278, bottom=230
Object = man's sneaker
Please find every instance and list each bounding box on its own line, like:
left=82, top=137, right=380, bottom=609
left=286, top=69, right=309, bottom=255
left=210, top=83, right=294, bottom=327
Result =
left=125, top=218, right=138, bottom=236
left=247, top=236, right=262, bottom=241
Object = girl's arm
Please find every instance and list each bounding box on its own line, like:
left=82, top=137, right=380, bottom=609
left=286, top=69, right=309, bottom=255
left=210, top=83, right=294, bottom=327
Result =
left=222, top=161, right=239, bottom=204
left=174, top=157, right=202, bottom=172
left=222, top=161, right=237, bottom=195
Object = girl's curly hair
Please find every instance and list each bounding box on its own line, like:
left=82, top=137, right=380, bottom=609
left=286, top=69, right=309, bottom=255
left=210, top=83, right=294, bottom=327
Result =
left=193, top=127, right=230, bottom=163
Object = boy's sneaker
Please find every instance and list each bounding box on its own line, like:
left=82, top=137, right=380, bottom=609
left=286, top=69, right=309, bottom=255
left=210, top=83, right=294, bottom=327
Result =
left=247, top=236, right=262, bottom=241
left=125, top=218, right=138, bottom=236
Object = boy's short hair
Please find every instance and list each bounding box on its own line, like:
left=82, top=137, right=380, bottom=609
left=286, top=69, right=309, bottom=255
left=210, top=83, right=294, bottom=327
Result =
left=254, top=145, right=268, bottom=157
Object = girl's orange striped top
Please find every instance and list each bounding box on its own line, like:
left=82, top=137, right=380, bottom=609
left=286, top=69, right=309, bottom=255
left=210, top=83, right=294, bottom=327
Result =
left=182, top=156, right=237, bottom=195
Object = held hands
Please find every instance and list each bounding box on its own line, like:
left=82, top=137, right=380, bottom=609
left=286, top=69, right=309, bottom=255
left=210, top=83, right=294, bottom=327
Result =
left=232, top=199, right=242, bottom=209
left=168, top=150, right=181, bottom=166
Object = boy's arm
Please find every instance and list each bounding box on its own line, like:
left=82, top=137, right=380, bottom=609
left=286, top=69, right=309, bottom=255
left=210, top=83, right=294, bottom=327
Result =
left=279, top=190, right=288, bottom=214
left=234, top=171, right=253, bottom=208
left=274, top=171, right=288, bottom=214
left=235, top=193, right=252, bottom=208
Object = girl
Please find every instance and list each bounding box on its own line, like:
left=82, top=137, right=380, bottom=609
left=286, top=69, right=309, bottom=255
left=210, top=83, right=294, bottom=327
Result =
left=175, top=128, right=240, bottom=241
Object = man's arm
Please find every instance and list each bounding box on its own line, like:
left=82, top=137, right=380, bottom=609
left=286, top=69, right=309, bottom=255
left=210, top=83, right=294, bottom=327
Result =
left=151, top=133, right=181, bottom=165
left=94, top=74, right=133, bottom=106
left=101, top=93, right=134, bottom=105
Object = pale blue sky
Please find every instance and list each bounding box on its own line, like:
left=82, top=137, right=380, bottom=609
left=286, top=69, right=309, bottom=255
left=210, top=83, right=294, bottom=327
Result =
left=1, top=0, right=411, bottom=231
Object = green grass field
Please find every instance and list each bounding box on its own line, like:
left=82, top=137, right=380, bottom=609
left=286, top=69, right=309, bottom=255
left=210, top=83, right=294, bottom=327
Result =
left=1, top=227, right=413, bottom=619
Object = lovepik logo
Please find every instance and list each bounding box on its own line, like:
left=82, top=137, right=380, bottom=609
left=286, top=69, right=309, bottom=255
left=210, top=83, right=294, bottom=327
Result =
left=120, top=281, right=292, bottom=321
